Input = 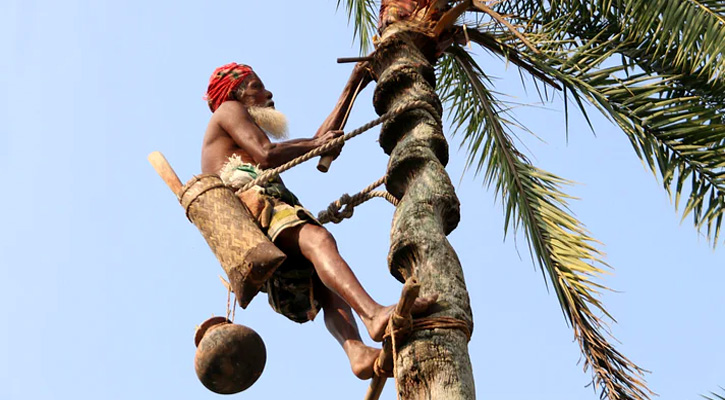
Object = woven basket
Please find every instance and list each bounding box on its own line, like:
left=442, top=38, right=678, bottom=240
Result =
left=180, top=174, right=286, bottom=308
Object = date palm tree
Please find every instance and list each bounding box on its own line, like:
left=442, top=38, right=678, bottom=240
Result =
left=335, top=1, right=725, bottom=399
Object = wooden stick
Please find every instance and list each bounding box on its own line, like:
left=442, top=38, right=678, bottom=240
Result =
left=338, top=56, right=373, bottom=64
left=317, top=75, right=367, bottom=172
left=364, top=278, right=421, bottom=400
left=148, top=151, right=183, bottom=198
left=395, top=277, right=421, bottom=317
left=364, top=376, right=387, bottom=400
left=317, top=156, right=335, bottom=173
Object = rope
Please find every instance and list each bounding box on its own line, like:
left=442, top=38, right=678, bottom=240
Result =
left=317, top=176, right=400, bottom=224
left=365, top=276, right=473, bottom=400
left=381, top=315, right=473, bottom=399
left=223, top=278, right=237, bottom=323
left=375, top=316, right=473, bottom=378
left=386, top=316, right=474, bottom=342
left=239, top=99, right=441, bottom=193
left=392, top=319, right=401, bottom=400
left=373, top=355, right=393, bottom=378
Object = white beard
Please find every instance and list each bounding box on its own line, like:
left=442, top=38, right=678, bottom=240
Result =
left=248, top=106, right=289, bottom=140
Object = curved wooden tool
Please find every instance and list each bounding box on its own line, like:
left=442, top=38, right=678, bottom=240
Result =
left=317, top=69, right=369, bottom=173
left=148, top=151, right=183, bottom=198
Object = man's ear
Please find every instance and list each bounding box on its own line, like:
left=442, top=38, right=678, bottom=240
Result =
left=233, top=85, right=245, bottom=102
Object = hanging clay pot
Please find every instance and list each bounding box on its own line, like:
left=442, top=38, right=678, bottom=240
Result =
left=194, top=316, right=266, bottom=394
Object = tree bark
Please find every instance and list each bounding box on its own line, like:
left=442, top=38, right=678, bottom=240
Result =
left=371, top=28, right=476, bottom=399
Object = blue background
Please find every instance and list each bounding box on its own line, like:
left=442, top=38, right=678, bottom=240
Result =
left=1, top=1, right=722, bottom=399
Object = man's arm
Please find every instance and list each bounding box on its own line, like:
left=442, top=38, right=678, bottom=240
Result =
left=218, top=101, right=339, bottom=169
left=315, top=62, right=373, bottom=138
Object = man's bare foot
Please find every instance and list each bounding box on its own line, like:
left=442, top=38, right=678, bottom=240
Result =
left=344, top=341, right=381, bottom=380
left=365, top=295, right=438, bottom=342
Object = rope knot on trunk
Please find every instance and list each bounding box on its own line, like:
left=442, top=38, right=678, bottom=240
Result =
left=317, top=176, right=400, bottom=224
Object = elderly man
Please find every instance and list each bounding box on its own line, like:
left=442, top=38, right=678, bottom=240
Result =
left=200, top=62, right=435, bottom=379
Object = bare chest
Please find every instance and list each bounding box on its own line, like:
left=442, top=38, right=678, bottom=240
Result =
left=201, top=132, right=255, bottom=174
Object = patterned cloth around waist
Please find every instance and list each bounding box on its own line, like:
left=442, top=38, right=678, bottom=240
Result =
left=219, top=155, right=321, bottom=323
left=219, top=155, right=299, bottom=205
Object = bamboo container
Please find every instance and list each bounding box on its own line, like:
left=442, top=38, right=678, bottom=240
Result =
left=179, top=174, right=286, bottom=308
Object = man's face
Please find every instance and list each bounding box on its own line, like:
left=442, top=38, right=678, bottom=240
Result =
left=240, top=73, right=274, bottom=108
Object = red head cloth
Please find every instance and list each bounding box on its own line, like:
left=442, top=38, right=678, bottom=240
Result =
left=204, top=63, right=254, bottom=112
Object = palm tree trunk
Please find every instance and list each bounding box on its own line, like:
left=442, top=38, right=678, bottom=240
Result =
left=371, top=27, right=476, bottom=399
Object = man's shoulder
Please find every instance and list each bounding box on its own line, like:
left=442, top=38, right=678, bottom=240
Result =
left=209, top=101, right=265, bottom=145
left=213, top=100, right=250, bottom=119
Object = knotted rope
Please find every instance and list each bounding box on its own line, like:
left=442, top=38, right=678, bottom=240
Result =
left=239, top=99, right=440, bottom=193
left=317, top=176, right=399, bottom=224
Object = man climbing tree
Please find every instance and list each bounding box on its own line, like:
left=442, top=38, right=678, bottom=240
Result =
left=199, top=62, right=436, bottom=380
left=141, top=0, right=724, bottom=398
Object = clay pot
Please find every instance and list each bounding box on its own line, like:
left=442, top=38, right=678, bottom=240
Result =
left=194, top=316, right=266, bottom=394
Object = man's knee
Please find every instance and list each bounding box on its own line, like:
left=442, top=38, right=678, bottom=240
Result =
left=309, top=224, right=338, bottom=248
left=301, top=224, right=339, bottom=254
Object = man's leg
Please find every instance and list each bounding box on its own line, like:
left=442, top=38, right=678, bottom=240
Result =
left=275, top=223, right=436, bottom=342
left=315, top=280, right=380, bottom=380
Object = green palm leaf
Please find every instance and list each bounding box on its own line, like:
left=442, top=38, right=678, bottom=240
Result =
left=703, top=387, right=725, bottom=400
left=336, top=0, right=378, bottom=54
left=494, top=0, right=725, bottom=99
left=334, top=2, right=723, bottom=398
left=514, top=30, right=725, bottom=245
left=437, top=45, right=652, bottom=400
left=615, top=0, right=725, bottom=83
left=471, top=0, right=725, bottom=245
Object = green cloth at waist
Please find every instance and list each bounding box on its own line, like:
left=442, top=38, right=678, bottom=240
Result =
left=233, top=164, right=300, bottom=206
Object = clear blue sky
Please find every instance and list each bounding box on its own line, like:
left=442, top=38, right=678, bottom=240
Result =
left=1, top=1, right=722, bottom=399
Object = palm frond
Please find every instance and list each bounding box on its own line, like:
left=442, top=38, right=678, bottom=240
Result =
left=460, top=26, right=561, bottom=90
left=437, top=45, right=653, bottom=400
left=515, top=31, right=725, bottom=245
left=559, top=1, right=725, bottom=105
left=583, top=69, right=725, bottom=244
left=464, top=2, right=725, bottom=245
left=492, top=0, right=725, bottom=87
left=336, top=0, right=379, bottom=54
left=613, top=0, right=725, bottom=84
left=703, top=387, right=725, bottom=400
left=470, top=0, right=540, bottom=53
